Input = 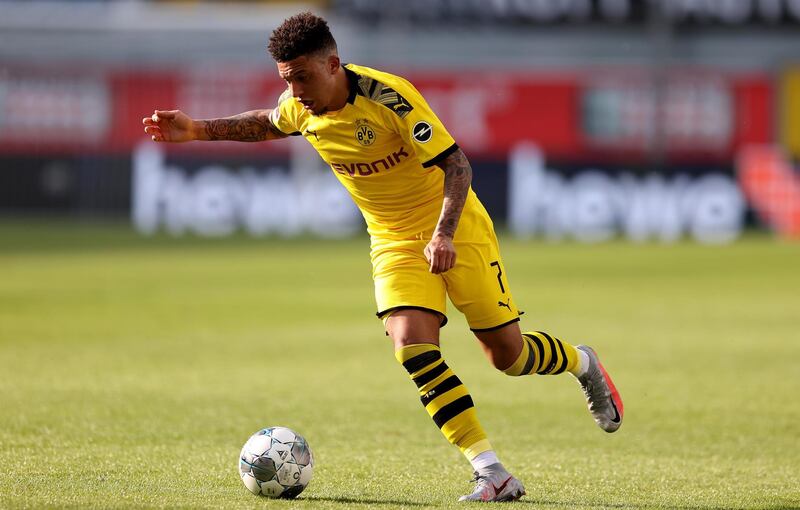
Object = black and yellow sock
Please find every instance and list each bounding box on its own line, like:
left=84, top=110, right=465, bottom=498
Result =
left=395, top=343, right=492, bottom=461
left=503, top=331, right=581, bottom=376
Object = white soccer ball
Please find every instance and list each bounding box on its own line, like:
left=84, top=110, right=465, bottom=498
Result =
left=238, top=426, right=314, bottom=498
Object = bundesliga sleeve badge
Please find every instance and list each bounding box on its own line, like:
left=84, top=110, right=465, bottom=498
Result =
left=412, top=121, right=433, bottom=143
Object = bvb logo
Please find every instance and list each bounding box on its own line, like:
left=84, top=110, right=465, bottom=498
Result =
left=355, top=119, right=376, bottom=146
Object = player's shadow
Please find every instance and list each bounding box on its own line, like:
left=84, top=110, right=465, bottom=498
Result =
left=302, top=496, right=799, bottom=509
left=518, top=499, right=799, bottom=510
left=303, top=495, right=426, bottom=506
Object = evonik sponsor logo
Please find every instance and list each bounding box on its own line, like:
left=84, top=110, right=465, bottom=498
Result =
left=331, top=146, right=409, bottom=177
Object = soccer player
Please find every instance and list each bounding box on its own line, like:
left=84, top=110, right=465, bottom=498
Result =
left=143, top=12, right=623, bottom=502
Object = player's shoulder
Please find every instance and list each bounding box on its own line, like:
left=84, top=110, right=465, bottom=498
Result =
left=345, top=63, right=420, bottom=119
left=277, top=87, right=294, bottom=106
left=345, top=63, right=415, bottom=91
left=270, top=87, right=304, bottom=135
left=275, top=87, right=302, bottom=116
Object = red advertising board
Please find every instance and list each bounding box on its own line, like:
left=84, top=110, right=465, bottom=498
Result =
left=0, top=64, right=773, bottom=163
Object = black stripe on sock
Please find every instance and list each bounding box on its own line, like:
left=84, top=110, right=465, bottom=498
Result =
left=537, top=331, right=559, bottom=374
left=523, top=333, right=545, bottom=373
left=432, top=395, right=474, bottom=429
left=413, top=361, right=448, bottom=388
left=551, top=337, right=569, bottom=375
left=402, top=350, right=441, bottom=374
left=420, top=375, right=462, bottom=407
left=520, top=337, right=537, bottom=375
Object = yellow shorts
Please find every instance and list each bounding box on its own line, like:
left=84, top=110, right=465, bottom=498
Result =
left=371, top=228, right=522, bottom=332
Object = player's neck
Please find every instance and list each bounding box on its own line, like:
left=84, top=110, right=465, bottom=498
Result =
left=324, top=67, right=350, bottom=113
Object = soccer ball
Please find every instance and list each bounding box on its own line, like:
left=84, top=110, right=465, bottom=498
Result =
left=238, top=426, right=314, bottom=498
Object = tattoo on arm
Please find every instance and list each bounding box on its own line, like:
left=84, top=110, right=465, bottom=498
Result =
left=203, top=110, right=286, bottom=142
left=434, top=148, right=472, bottom=239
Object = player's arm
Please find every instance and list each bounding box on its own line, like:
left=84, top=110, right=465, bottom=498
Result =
left=142, top=109, right=288, bottom=143
left=424, top=148, right=472, bottom=274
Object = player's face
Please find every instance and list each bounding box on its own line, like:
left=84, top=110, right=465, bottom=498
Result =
left=277, top=54, right=339, bottom=115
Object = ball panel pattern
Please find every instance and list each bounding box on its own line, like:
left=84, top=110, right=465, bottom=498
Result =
left=238, top=426, right=314, bottom=499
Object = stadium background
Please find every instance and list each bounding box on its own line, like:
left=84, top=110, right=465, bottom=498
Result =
left=1, top=0, right=799, bottom=240
left=1, top=1, right=799, bottom=509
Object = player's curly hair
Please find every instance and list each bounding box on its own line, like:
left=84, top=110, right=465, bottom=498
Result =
left=268, top=12, right=337, bottom=62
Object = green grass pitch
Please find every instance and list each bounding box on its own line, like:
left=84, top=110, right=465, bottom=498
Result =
left=1, top=222, right=798, bottom=509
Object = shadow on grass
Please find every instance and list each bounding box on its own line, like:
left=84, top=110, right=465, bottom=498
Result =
left=302, top=495, right=426, bottom=506
left=296, top=495, right=800, bottom=509
left=519, top=499, right=799, bottom=510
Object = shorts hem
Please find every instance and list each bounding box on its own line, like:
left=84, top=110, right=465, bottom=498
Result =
left=470, top=317, right=520, bottom=333
left=376, top=306, right=448, bottom=328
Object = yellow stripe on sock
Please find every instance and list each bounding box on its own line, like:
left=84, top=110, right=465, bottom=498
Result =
left=395, top=343, right=436, bottom=361
left=443, top=407, right=488, bottom=456
left=522, top=331, right=579, bottom=375
left=503, top=336, right=533, bottom=376
left=463, top=438, right=493, bottom=460
left=423, top=379, right=471, bottom=415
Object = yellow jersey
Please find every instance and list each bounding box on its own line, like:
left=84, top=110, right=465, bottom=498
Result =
left=268, top=63, right=490, bottom=240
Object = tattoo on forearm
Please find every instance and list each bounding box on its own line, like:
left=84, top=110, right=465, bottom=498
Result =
left=435, top=149, right=472, bottom=238
left=204, top=110, right=284, bottom=142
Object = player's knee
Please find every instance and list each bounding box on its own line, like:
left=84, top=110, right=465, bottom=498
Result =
left=384, top=308, right=442, bottom=350
left=391, top=334, right=429, bottom=348
left=386, top=324, right=431, bottom=348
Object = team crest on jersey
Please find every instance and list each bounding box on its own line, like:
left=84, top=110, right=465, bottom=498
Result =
left=355, top=119, right=376, bottom=146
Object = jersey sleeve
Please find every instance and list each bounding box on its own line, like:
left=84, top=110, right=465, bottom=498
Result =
left=386, top=79, right=458, bottom=168
left=268, top=89, right=301, bottom=136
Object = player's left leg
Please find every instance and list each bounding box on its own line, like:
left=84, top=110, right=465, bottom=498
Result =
left=474, top=321, right=582, bottom=376
left=443, top=235, right=623, bottom=433
left=474, top=321, right=623, bottom=433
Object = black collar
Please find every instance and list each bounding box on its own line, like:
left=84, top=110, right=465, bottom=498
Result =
left=343, top=65, right=358, bottom=104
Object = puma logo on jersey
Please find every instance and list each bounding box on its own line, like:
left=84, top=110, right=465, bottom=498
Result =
left=331, top=146, right=410, bottom=177
left=393, top=97, right=411, bottom=111
left=498, top=299, right=511, bottom=310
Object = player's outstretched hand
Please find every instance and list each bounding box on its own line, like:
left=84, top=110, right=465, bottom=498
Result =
left=142, top=110, right=196, bottom=143
left=424, top=235, right=457, bottom=274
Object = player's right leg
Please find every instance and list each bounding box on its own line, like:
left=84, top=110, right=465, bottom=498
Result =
left=385, top=309, right=525, bottom=503
left=372, top=238, right=524, bottom=502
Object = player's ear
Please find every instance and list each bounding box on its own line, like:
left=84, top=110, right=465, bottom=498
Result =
left=327, top=54, right=340, bottom=75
